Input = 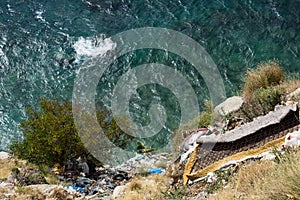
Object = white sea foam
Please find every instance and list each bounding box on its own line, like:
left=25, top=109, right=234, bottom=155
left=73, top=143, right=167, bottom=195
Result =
left=7, top=4, right=15, bottom=13
left=0, top=49, right=9, bottom=66
left=73, top=35, right=116, bottom=59
left=0, top=36, right=9, bottom=66
left=35, top=10, right=45, bottom=22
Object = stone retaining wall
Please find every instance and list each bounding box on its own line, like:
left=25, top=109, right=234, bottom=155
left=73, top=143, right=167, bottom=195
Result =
left=192, top=105, right=300, bottom=172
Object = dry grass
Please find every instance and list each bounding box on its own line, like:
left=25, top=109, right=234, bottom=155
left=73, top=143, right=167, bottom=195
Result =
left=38, top=164, right=61, bottom=185
left=209, top=161, right=275, bottom=200
left=116, top=174, right=172, bottom=200
left=0, top=158, right=16, bottom=179
left=49, top=187, right=69, bottom=200
left=0, top=156, right=60, bottom=187
left=44, top=173, right=61, bottom=185
left=235, top=161, right=274, bottom=194
left=210, top=149, right=300, bottom=200
left=275, top=79, right=300, bottom=102
left=243, top=61, right=285, bottom=100
left=0, top=186, right=45, bottom=200
left=277, top=79, right=300, bottom=94
left=0, top=187, right=7, bottom=194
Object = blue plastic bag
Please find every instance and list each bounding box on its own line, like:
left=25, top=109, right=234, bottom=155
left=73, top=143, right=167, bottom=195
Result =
left=148, top=168, right=164, bottom=174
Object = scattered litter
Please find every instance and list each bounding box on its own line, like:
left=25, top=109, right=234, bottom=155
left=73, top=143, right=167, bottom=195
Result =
left=68, top=185, right=84, bottom=192
left=148, top=168, right=164, bottom=174
left=206, top=172, right=217, bottom=183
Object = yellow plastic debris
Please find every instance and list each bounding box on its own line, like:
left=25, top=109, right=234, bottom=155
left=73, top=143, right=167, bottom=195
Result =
left=183, top=144, right=199, bottom=185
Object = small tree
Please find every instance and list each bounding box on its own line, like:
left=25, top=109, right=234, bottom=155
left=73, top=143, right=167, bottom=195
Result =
left=10, top=98, right=134, bottom=167
left=10, top=98, right=91, bottom=167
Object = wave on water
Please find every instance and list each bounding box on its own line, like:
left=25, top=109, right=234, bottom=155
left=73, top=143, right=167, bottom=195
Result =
left=73, top=35, right=116, bottom=59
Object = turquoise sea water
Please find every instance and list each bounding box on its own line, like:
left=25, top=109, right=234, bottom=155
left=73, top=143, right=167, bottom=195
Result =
left=0, top=0, right=299, bottom=150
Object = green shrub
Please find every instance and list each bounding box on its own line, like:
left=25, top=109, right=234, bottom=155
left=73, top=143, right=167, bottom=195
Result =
left=254, top=87, right=282, bottom=112
left=10, top=98, right=132, bottom=168
left=243, top=61, right=285, bottom=100
left=199, top=100, right=213, bottom=127
left=239, top=87, right=281, bottom=121
left=238, top=61, right=285, bottom=121
left=10, top=98, right=89, bottom=167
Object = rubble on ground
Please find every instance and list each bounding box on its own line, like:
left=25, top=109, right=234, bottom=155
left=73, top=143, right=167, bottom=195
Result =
left=115, top=152, right=172, bottom=177
left=0, top=151, right=173, bottom=199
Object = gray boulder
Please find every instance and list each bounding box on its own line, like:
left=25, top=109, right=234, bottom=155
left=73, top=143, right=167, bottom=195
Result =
left=214, top=96, right=243, bottom=116
left=0, top=151, right=10, bottom=159
left=112, top=185, right=127, bottom=199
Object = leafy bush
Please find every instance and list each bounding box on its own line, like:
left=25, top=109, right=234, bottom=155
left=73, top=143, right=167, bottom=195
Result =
left=254, top=87, right=282, bottom=112
left=239, top=87, right=281, bottom=121
left=238, top=61, right=285, bottom=121
left=199, top=100, right=213, bottom=127
left=10, top=98, right=132, bottom=168
left=10, top=98, right=87, bottom=167
left=243, top=61, right=285, bottom=100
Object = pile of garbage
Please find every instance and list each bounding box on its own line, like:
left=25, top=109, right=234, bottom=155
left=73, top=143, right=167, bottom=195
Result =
left=0, top=150, right=175, bottom=199
left=63, top=168, right=129, bottom=198
left=61, top=152, right=173, bottom=198
left=58, top=152, right=171, bottom=196
left=116, top=152, right=172, bottom=176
